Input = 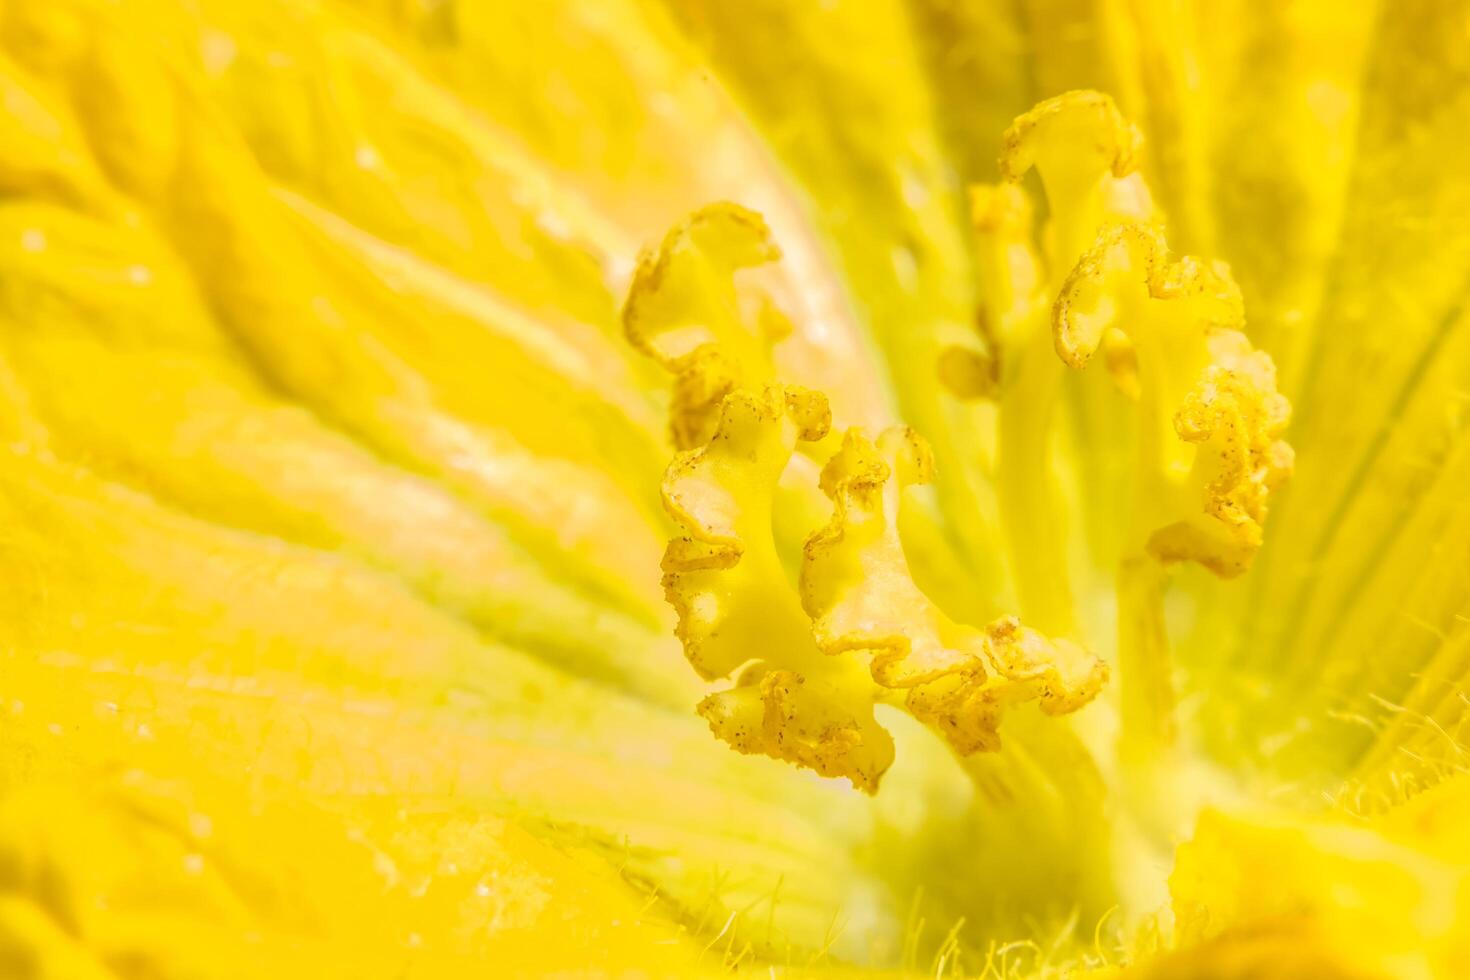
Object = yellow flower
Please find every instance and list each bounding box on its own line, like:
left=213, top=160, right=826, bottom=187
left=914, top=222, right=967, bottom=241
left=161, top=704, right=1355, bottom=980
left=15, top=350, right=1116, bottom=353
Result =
left=1, top=0, right=1468, bottom=977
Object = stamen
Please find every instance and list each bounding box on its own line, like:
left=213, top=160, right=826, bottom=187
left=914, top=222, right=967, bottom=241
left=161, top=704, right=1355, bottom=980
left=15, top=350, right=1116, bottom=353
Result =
left=659, top=385, right=893, bottom=792
left=624, top=201, right=1110, bottom=791
left=660, top=385, right=831, bottom=682
left=947, top=179, right=1073, bottom=632
left=623, top=92, right=1289, bottom=804
left=945, top=93, right=1295, bottom=774
left=1053, top=220, right=1294, bottom=576
left=1000, top=90, right=1149, bottom=283
left=949, top=91, right=1155, bottom=634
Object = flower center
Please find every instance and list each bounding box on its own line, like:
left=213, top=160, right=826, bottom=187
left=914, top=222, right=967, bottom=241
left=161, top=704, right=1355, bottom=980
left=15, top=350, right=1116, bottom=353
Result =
left=622, top=89, right=1295, bottom=950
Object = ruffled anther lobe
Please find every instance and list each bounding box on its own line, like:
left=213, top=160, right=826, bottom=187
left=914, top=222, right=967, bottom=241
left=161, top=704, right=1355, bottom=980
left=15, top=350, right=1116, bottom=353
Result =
left=660, top=384, right=894, bottom=792
left=624, top=202, right=789, bottom=451
left=804, top=428, right=1106, bottom=755
left=1053, top=220, right=1294, bottom=575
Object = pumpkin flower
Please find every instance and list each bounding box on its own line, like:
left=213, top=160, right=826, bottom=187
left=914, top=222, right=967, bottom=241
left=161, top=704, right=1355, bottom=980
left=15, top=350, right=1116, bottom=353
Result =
left=4, top=0, right=1470, bottom=977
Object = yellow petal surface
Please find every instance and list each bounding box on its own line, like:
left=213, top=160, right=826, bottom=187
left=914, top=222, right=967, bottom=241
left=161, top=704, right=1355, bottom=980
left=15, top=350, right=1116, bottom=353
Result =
left=1162, top=777, right=1470, bottom=979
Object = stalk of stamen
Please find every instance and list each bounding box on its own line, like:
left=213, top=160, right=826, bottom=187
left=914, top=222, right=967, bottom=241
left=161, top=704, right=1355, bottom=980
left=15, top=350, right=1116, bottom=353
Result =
left=995, top=320, right=1074, bottom=637
left=989, top=95, right=1295, bottom=839
left=1113, top=261, right=1200, bottom=762
left=986, top=93, right=1152, bottom=642
left=1054, top=220, right=1293, bottom=780
left=959, top=184, right=1075, bottom=638
left=1117, top=556, right=1178, bottom=760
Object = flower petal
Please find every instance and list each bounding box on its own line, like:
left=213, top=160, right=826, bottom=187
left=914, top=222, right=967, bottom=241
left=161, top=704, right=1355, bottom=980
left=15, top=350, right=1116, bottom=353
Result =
left=1162, top=779, right=1470, bottom=979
